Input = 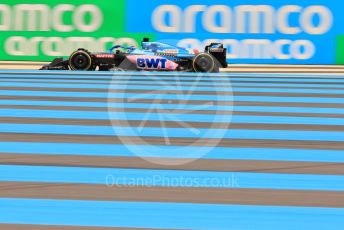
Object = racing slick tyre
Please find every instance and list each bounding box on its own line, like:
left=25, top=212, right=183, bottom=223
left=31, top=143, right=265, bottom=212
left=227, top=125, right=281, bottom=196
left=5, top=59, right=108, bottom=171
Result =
left=69, top=49, right=95, bottom=71
left=192, top=53, right=219, bottom=73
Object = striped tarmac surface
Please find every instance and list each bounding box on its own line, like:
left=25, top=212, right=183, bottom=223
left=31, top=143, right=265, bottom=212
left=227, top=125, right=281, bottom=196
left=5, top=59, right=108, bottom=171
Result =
left=0, top=69, right=344, bottom=229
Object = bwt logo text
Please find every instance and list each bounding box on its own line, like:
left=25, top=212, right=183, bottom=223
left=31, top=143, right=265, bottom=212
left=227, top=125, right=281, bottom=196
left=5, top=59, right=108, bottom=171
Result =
left=152, top=4, right=333, bottom=34
left=137, top=58, right=167, bottom=69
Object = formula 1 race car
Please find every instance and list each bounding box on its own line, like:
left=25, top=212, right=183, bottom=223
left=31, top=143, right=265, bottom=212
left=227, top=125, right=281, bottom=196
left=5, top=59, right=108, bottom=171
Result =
left=40, top=38, right=227, bottom=72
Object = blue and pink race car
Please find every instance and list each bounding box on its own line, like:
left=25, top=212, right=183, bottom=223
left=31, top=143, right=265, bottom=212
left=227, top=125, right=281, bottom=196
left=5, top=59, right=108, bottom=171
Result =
left=40, top=38, right=227, bottom=73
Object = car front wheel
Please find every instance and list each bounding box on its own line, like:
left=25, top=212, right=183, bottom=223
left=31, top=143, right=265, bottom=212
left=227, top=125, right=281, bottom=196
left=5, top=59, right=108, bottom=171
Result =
left=69, top=49, right=94, bottom=71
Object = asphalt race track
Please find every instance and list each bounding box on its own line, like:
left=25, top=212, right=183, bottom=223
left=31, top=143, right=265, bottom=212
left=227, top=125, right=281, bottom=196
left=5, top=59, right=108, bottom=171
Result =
left=0, top=69, right=343, bottom=229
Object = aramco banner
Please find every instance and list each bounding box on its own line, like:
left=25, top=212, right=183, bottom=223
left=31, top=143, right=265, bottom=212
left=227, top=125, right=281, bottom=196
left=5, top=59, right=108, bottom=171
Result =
left=0, top=0, right=154, bottom=61
left=0, top=0, right=343, bottom=64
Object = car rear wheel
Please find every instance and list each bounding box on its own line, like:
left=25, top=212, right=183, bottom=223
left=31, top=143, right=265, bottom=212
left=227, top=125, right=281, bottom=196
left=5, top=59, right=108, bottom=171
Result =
left=69, top=49, right=94, bottom=71
left=192, top=53, right=218, bottom=73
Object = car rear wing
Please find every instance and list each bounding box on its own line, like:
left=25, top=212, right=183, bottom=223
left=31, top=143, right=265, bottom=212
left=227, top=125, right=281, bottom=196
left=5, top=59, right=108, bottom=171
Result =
left=205, top=43, right=227, bottom=68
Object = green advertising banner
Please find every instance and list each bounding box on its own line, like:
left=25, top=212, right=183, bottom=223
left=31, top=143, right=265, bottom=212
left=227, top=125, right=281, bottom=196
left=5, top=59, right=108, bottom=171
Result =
left=336, top=35, right=344, bottom=64
left=0, top=0, right=153, bottom=61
